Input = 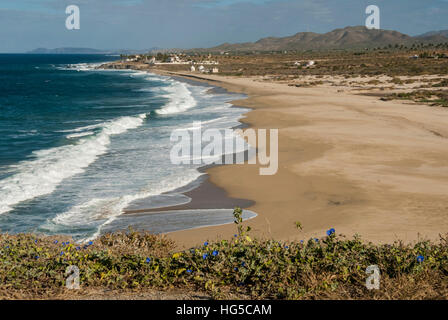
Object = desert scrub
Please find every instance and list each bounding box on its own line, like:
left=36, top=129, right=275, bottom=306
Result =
left=1, top=209, right=448, bottom=299
left=385, top=90, right=448, bottom=107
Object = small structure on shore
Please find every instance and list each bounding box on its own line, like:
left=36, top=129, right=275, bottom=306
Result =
left=146, top=57, right=156, bottom=65
left=306, top=60, right=315, bottom=67
left=190, top=65, right=196, bottom=72
left=211, top=67, right=219, bottom=73
left=198, top=65, right=205, bottom=73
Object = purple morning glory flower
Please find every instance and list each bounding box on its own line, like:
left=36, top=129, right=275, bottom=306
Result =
left=326, top=228, right=335, bottom=236
left=186, top=269, right=192, bottom=273
left=88, top=241, right=93, bottom=246
left=202, top=253, right=208, bottom=260
left=212, top=250, right=219, bottom=256
left=54, top=240, right=58, bottom=244
left=60, top=251, right=64, bottom=256
left=234, top=267, right=239, bottom=271
left=145, top=257, right=151, bottom=263
left=35, top=256, right=39, bottom=259
left=417, top=255, right=424, bottom=263
left=241, top=262, right=246, bottom=267
left=204, top=241, right=208, bottom=247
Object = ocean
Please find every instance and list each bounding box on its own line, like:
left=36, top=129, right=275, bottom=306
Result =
left=0, top=54, right=253, bottom=241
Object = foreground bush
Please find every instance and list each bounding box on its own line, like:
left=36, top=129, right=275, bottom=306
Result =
left=1, top=210, right=447, bottom=299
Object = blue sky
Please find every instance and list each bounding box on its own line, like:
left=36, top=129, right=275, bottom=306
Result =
left=0, top=0, right=447, bottom=52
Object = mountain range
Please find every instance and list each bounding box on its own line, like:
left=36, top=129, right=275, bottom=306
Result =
left=27, top=26, right=448, bottom=54
left=202, top=26, right=448, bottom=52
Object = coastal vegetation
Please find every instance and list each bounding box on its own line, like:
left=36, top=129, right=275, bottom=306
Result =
left=384, top=90, right=448, bottom=107
left=1, top=208, right=447, bottom=300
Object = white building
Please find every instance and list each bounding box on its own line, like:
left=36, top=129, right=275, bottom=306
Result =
left=198, top=65, right=205, bottom=73
left=190, top=65, right=196, bottom=72
left=211, top=67, right=219, bottom=73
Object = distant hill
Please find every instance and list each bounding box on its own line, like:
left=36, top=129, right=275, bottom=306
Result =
left=27, top=47, right=163, bottom=54
left=415, top=30, right=448, bottom=43
left=28, top=48, right=108, bottom=54
left=417, top=30, right=448, bottom=38
left=197, top=26, right=448, bottom=52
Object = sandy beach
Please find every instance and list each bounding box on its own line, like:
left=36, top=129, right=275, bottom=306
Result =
left=145, top=71, right=448, bottom=248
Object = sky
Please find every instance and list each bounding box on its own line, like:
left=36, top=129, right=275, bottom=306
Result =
left=0, top=0, right=447, bottom=52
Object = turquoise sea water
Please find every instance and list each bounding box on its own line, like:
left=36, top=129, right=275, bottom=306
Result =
left=0, top=54, right=251, bottom=240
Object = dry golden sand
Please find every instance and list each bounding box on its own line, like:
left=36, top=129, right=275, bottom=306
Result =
left=152, top=71, right=448, bottom=249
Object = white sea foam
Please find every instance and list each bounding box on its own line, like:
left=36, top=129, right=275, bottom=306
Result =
left=0, top=114, right=147, bottom=215
left=57, top=62, right=107, bottom=72
left=52, top=169, right=203, bottom=242
left=155, top=80, right=197, bottom=115
left=3, top=64, right=248, bottom=240
left=58, top=123, right=104, bottom=133
left=66, top=131, right=95, bottom=139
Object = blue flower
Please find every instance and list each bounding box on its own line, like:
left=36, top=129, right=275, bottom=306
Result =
left=417, top=255, right=424, bottom=263
left=186, top=269, right=192, bottom=273
left=326, top=228, right=335, bottom=236
left=145, top=257, right=151, bottom=263
left=54, top=240, right=58, bottom=244
left=285, top=245, right=289, bottom=249
left=241, top=262, right=246, bottom=267
left=212, top=250, right=219, bottom=256
left=88, top=241, right=93, bottom=246
left=234, top=267, right=239, bottom=271
left=34, top=240, right=38, bottom=244
left=35, top=255, right=39, bottom=259
left=5, top=246, right=9, bottom=249
left=300, top=240, right=304, bottom=244
left=202, top=253, right=208, bottom=260
left=60, top=251, right=64, bottom=256
left=62, top=242, right=66, bottom=246
left=76, top=246, right=81, bottom=250
left=66, top=241, right=70, bottom=245
left=234, top=234, right=238, bottom=238
left=204, top=241, right=209, bottom=247
left=314, top=238, right=319, bottom=242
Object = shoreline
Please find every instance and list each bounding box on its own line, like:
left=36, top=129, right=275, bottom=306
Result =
left=150, top=69, right=448, bottom=248
left=124, top=176, right=254, bottom=214
left=100, top=63, right=448, bottom=249
left=108, top=68, right=257, bottom=239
